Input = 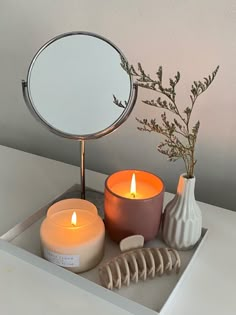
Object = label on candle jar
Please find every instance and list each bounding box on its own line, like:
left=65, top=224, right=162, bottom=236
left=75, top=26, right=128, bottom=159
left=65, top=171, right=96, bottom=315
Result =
left=43, top=248, right=80, bottom=267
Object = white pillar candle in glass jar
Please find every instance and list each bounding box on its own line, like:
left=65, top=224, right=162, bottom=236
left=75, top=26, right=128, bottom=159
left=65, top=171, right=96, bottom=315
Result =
left=40, top=198, right=105, bottom=273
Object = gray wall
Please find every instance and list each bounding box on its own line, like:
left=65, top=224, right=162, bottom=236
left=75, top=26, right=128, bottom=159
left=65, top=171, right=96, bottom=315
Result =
left=0, top=0, right=235, bottom=210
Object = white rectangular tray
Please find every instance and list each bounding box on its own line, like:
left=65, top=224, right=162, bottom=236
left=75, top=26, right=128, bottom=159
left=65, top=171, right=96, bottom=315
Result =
left=0, top=184, right=208, bottom=315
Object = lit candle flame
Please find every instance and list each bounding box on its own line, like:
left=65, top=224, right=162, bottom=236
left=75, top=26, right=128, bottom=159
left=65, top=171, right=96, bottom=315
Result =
left=71, top=211, right=77, bottom=226
left=130, top=173, right=136, bottom=198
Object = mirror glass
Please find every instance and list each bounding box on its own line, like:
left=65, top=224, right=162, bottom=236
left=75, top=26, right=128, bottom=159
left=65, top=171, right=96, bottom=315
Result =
left=26, top=32, right=134, bottom=139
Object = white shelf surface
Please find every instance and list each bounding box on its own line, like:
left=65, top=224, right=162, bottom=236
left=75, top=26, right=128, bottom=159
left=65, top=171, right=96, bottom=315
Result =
left=3, top=185, right=207, bottom=315
left=0, top=145, right=236, bottom=315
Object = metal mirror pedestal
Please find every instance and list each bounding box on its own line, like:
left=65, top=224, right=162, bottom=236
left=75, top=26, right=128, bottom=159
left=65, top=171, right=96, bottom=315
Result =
left=22, top=31, right=137, bottom=199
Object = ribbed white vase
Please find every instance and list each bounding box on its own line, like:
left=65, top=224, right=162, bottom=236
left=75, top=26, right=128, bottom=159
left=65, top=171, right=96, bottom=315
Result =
left=162, top=174, right=202, bottom=250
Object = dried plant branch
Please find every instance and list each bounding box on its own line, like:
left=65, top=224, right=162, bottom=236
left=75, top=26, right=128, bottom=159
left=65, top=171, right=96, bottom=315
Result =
left=118, top=58, right=219, bottom=178
left=113, top=95, right=128, bottom=109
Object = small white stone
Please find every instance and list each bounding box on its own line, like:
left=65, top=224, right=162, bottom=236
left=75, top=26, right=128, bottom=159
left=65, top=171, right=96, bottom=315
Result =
left=119, top=235, right=144, bottom=252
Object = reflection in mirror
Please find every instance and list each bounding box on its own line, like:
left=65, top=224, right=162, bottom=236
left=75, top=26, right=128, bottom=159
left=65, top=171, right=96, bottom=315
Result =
left=22, top=32, right=137, bottom=198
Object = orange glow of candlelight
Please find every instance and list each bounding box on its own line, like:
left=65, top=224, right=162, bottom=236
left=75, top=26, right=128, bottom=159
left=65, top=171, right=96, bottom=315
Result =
left=71, top=211, right=77, bottom=226
left=130, top=173, right=136, bottom=198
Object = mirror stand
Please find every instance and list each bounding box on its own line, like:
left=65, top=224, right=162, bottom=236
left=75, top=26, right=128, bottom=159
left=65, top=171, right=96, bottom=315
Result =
left=80, top=140, right=85, bottom=199
left=22, top=32, right=138, bottom=201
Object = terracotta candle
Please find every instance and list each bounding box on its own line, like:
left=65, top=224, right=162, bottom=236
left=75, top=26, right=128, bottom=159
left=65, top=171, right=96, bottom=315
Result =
left=40, top=198, right=105, bottom=273
left=104, top=170, right=165, bottom=242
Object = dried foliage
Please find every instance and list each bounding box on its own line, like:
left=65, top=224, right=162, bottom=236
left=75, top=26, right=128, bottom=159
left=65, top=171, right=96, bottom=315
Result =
left=115, top=57, right=219, bottom=178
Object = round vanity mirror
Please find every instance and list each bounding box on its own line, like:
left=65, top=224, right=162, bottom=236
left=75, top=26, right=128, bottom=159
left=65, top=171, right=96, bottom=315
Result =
left=22, top=31, right=137, bottom=198
left=23, top=31, right=136, bottom=139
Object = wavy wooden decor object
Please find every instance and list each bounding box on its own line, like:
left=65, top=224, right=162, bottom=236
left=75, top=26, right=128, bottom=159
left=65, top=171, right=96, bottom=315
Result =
left=98, top=235, right=181, bottom=290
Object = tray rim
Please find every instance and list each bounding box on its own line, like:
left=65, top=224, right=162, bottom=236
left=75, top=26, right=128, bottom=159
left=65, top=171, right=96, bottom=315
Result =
left=0, top=184, right=209, bottom=315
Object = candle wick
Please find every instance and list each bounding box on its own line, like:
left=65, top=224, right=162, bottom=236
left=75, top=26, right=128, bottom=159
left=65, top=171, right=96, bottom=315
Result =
left=131, top=192, right=136, bottom=198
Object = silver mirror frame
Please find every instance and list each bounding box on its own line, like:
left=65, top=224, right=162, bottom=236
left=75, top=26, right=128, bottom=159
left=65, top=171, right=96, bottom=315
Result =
left=22, top=31, right=138, bottom=198
left=22, top=31, right=138, bottom=140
